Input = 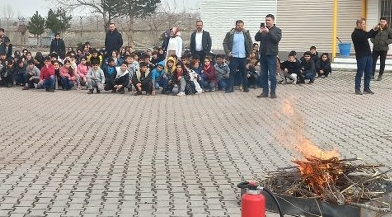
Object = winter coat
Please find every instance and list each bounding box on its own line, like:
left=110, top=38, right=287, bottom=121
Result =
left=255, top=25, right=282, bottom=56
left=223, top=28, right=253, bottom=57
left=202, top=64, right=217, bottom=85
left=77, top=64, right=90, bottom=78
left=0, top=43, right=12, bottom=59
left=40, top=64, right=55, bottom=80
left=105, top=29, right=123, bottom=56
left=87, top=68, right=105, bottom=84
left=26, top=66, right=41, bottom=80
left=59, top=66, right=77, bottom=81
left=132, top=68, right=152, bottom=86
left=370, top=26, right=392, bottom=51
left=214, top=63, right=230, bottom=80
left=281, top=60, right=301, bottom=74
left=50, top=39, right=66, bottom=57
left=151, top=61, right=165, bottom=81
left=351, top=28, right=377, bottom=59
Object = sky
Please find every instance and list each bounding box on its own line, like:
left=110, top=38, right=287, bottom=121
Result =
left=0, top=0, right=200, bottom=18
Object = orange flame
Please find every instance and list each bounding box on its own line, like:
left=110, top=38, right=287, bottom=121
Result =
left=281, top=99, right=342, bottom=195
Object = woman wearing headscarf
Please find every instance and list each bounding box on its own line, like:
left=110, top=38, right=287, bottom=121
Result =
left=166, top=27, right=183, bottom=60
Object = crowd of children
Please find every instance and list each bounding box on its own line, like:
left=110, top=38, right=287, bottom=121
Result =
left=0, top=40, right=332, bottom=95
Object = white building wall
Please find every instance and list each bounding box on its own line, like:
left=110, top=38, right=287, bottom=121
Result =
left=200, top=0, right=277, bottom=52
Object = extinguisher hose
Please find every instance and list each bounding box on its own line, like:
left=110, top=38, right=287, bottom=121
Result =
left=263, top=187, right=284, bottom=217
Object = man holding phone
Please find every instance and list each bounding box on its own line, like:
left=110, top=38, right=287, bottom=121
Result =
left=370, top=17, right=392, bottom=81
left=255, top=14, right=282, bottom=98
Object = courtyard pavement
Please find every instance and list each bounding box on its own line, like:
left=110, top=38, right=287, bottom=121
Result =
left=1, top=71, right=392, bottom=217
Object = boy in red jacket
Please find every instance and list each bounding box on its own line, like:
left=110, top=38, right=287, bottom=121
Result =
left=38, top=56, right=55, bottom=92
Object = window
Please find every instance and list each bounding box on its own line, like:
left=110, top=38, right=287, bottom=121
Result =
left=381, top=0, right=392, bottom=25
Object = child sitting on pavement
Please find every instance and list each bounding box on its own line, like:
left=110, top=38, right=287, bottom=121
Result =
left=280, top=51, right=301, bottom=84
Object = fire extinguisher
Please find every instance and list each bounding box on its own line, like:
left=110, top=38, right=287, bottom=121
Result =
left=237, top=181, right=284, bottom=217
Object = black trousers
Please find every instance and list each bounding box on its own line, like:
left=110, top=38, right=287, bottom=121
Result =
left=372, top=50, right=388, bottom=76
left=133, top=81, right=153, bottom=93
left=193, top=51, right=207, bottom=63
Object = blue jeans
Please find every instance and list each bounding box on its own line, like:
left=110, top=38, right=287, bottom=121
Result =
left=159, top=77, right=170, bottom=90
left=218, top=78, right=229, bottom=90
left=355, top=56, right=372, bottom=90
left=61, top=77, right=75, bottom=90
left=42, top=75, right=55, bottom=89
left=227, top=57, right=247, bottom=92
left=14, top=73, right=25, bottom=85
left=260, top=55, right=277, bottom=94
left=304, top=70, right=316, bottom=81
left=199, top=73, right=207, bottom=89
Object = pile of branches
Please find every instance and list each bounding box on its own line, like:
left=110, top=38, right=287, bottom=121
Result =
left=261, top=157, right=392, bottom=211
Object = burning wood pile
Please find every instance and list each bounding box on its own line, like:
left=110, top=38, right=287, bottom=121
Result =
left=264, top=100, right=392, bottom=214
left=261, top=155, right=392, bottom=212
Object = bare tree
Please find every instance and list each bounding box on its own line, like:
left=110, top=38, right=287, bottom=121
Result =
left=46, top=0, right=114, bottom=31
left=3, top=4, right=15, bottom=29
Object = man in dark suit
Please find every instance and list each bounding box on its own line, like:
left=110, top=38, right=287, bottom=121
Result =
left=190, top=20, right=212, bottom=63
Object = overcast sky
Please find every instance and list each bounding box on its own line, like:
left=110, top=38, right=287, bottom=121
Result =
left=0, top=0, right=200, bottom=18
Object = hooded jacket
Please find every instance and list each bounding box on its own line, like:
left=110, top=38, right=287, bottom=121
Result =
left=152, top=61, right=165, bottom=81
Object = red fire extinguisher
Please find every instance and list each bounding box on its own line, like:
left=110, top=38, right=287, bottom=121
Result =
left=240, top=181, right=265, bottom=217
left=237, top=181, right=284, bottom=217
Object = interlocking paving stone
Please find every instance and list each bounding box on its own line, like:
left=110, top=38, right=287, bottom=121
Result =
left=1, top=72, right=392, bottom=217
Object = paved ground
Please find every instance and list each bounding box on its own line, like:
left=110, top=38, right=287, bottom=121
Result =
left=1, top=71, right=392, bottom=217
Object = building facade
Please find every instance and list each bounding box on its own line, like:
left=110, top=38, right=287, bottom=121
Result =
left=200, top=0, right=392, bottom=56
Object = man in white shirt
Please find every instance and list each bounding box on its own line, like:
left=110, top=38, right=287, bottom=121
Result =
left=190, top=20, right=212, bottom=63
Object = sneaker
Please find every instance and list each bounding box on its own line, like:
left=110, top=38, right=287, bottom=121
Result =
left=211, top=88, right=216, bottom=92
left=96, top=89, right=101, bottom=94
left=22, top=86, right=29, bottom=90
left=377, top=75, right=383, bottom=81
left=270, top=93, right=277, bottom=98
left=282, top=80, right=287, bottom=85
left=355, top=89, right=363, bottom=95
left=177, top=92, right=185, bottom=96
left=292, top=78, right=297, bottom=84
left=363, top=89, right=374, bottom=94
left=134, top=91, right=142, bottom=96
left=87, top=89, right=93, bottom=94
left=308, top=79, right=314, bottom=84
left=257, top=93, right=268, bottom=98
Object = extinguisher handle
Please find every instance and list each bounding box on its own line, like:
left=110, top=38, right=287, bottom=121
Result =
left=237, top=181, right=250, bottom=189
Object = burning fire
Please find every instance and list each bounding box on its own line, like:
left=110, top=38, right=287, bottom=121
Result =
left=282, top=100, right=342, bottom=195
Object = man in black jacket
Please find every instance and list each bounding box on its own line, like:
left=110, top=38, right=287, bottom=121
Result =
left=105, top=22, right=123, bottom=58
left=50, top=33, right=65, bottom=58
left=351, top=18, right=379, bottom=95
left=190, top=20, right=212, bottom=63
left=255, top=14, right=282, bottom=98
